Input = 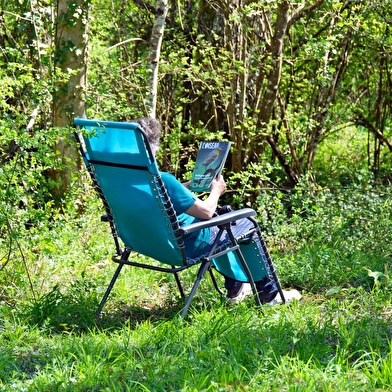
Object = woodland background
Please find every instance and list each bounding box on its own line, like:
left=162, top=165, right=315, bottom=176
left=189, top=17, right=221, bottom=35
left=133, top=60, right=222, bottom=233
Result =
left=1, top=0, right=391, bottom=199
left=0, top=1, right=392, bottom=389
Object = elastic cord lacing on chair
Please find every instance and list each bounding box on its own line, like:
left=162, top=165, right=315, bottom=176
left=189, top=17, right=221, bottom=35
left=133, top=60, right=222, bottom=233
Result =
left=155, top=173, right=185, bottom=250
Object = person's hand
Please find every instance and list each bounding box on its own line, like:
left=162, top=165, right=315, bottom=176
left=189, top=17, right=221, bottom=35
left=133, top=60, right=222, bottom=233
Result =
left=186, top=175, right=226, bottom=220
left=210, top=175, right=226, bottom=196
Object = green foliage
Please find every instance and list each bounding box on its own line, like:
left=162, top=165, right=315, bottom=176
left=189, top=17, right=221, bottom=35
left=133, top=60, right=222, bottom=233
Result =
left=23, top=280, right=99, bottom=331
left=269, top=181, right=392, bottom=293
left=86, top=0, right=151, bottom=120
left=0, top=67, right=68, bottom=305
left=0, top=1, right=392, bottom=389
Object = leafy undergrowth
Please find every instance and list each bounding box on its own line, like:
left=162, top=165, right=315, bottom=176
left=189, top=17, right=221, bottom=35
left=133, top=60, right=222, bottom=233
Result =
left=0, top=186, right=391, bottom=391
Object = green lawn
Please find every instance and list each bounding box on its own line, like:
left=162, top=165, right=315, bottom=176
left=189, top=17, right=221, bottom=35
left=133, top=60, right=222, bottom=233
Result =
left=1, top=286, right=391, bottom=391
left=0, top=191, right=391, bottom=391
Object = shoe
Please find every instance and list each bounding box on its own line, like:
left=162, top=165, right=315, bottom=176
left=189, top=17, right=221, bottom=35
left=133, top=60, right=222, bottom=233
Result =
left=226, top=283, right=253, bottom=304
left=268, top=289, right=302, bottom=305
left=256, top=278, right=279, bottom=303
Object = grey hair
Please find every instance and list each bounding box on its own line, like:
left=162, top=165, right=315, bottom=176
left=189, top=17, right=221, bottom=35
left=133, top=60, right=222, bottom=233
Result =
left=133, top=117, right=162, bottom=153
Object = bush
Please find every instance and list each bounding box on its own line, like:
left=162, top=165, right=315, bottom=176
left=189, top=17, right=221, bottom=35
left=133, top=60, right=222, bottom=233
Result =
left=257, top=177, right=392, bottom=293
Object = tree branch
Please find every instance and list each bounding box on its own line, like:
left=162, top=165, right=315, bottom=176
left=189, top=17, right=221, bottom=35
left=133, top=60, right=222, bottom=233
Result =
left=354, top=114, right=392, bottom=152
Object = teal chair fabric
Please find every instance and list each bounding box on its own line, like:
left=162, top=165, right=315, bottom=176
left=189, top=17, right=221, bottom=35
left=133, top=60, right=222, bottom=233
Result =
left=74, top=118, right=284, bottom=317
left=212, top=239, right=270, bottom=282
left=76, top=119, right=185, bottom=265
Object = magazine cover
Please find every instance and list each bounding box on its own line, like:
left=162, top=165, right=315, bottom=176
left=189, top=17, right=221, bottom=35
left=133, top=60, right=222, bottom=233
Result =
left=189, top=141, right=232, bottom=192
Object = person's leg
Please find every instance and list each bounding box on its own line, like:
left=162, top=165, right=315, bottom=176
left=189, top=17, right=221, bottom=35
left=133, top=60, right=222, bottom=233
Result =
left=224, top=276, right=240, bottom=291
left=228, top=219, right=302, bottom=304
left=212, top=217, right=279, bottom=302
left=224, top=276, right=253, bottom=302
left=254, top=277, right=278, bottom=303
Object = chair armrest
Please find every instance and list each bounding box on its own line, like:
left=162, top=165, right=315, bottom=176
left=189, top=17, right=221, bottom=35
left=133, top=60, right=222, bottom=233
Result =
left=179, top=208, right=256, bottom=235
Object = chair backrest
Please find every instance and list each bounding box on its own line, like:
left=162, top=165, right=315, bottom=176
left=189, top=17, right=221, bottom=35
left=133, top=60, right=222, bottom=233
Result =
left=74, top=118, right=187, bottom=266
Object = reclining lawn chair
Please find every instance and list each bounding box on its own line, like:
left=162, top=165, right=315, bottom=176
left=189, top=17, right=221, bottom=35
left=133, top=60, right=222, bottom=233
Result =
left=74, top=118, right=285, bottom=318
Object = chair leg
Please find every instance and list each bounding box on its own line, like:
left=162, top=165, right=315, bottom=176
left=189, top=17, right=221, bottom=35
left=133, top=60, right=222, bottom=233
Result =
left=209, top=268, right=225, bottom=296
left=97, top=262, right=125, bottom=316
left=244, top=217, right=286, bottom=304
left=172, top=266, right=185, bottom=298
left=257, top=232, right=286, bottom=304
left=180, top=260, right=211, bottom=318
left=233, top=247, right=262, bottom=306
left=224, top=227, right=262, bottom=306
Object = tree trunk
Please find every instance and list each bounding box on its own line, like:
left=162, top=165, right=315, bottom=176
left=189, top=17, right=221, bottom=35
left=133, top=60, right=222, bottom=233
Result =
left=254, top=1, right=298, bottom=186
left=256, top=1, right=290, bottom=132
left=148, top=0, right=168, bottom=118
left=303, top=25, right=352, bottom=171
left=51, top=0, right=89, bottom=200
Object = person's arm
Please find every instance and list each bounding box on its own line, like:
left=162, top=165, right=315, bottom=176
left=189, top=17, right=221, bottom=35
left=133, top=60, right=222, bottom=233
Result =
left=185, top=176, right=226, bottom=220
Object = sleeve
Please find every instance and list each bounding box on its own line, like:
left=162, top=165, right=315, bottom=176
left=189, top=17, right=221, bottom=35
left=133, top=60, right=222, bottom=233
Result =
left=160, top=172, right=196, bottom=215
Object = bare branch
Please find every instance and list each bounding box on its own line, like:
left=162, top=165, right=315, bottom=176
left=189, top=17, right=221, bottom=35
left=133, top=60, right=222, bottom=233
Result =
left=104, top=38, right=146, bottom=53
left=289, top=0, right=325, bottom=27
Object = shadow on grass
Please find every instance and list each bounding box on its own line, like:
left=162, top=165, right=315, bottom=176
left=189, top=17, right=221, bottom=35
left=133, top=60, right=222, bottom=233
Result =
left=21, top=282, right=190, bottom=333
left=97, top=302, right=185, bottom=329
left=97, top=289, right=234, bottom=328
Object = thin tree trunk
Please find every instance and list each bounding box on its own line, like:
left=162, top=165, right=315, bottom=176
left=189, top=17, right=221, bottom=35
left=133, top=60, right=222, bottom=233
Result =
left=256, top=1, right=290, bottom=133
left=255, top=1, right=298, bottom=186
left=226, top=0, right=246, bottom=173
left=148, top=0, right=168, bottom=118
left=304, top=26, right=351, bottom=171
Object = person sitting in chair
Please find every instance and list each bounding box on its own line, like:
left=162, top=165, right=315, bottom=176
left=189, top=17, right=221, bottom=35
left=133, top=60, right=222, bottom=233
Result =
left=134, top=117, right=301, bottom=304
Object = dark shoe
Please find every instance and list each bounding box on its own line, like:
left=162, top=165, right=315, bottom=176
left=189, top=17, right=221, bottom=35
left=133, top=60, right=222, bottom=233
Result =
left=226, top=283, right=252, bottom=304
left=256, top=278, right=279, bottom=304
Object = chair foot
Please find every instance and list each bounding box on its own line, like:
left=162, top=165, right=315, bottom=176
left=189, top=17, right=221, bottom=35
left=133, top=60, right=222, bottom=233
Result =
left=180, top=261, right=211, bottom=318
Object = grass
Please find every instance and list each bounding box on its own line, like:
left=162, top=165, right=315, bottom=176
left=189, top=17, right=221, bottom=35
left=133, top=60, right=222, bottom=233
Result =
left=0, top=190, right=391, bottom=391
left=1, top=290, right=391, bottom=391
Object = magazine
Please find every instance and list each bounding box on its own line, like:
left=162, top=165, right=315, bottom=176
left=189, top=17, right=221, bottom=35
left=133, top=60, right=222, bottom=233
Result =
left=189, top=141, right=232, bottom=192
